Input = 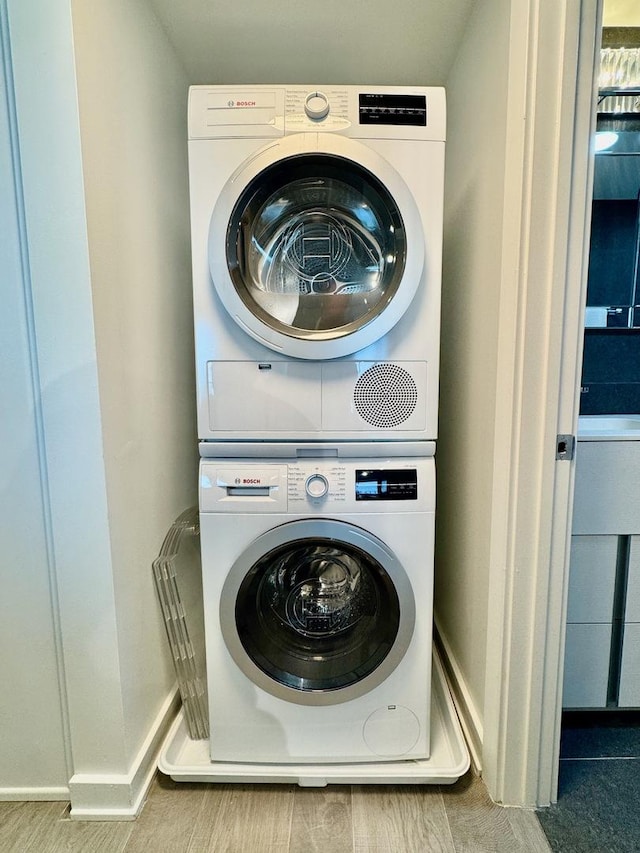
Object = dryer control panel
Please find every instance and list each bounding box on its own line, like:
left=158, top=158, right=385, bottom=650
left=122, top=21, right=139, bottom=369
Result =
left=188, top=85, right=446, bottom=142
left=358, top=93, right=427, bottom=127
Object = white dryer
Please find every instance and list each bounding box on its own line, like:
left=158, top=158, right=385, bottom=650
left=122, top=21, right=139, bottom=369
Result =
left=188, top=85, right=446, bottom=452
left=199, top=456, right=434, bottom=764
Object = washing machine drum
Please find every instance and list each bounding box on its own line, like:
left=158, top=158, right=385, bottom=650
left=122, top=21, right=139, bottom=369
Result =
left=220, top=519, right=416, bottom=706
left=208, top=136, right=425, bottom=359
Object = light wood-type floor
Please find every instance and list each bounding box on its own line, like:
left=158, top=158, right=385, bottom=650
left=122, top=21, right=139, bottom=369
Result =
left=0, top=771, right=551, bottom=853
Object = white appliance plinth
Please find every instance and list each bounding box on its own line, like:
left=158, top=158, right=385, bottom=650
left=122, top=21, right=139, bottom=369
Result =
left=158, top=649, right=469, bottom=786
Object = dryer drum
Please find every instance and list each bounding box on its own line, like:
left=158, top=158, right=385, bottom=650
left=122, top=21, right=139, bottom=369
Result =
left=226, top=154, right=408, bottom=338
left=234, top=537, right=401, bottom=693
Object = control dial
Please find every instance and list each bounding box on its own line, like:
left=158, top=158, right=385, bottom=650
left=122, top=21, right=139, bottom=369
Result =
left=304, top=91, right=330, bottom=121
left=305, top=473, right=329, bottom=499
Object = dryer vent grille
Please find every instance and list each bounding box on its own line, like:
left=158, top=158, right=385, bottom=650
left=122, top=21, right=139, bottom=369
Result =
left=353, top=363, right=418, bottom=428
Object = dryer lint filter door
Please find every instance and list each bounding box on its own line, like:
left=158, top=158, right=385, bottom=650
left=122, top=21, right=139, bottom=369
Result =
left=206, top=361, right=321, bottom=432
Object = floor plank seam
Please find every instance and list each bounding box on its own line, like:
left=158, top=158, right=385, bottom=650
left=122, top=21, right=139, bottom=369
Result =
left=184, top=783, right=214, bottom=853
left=559, top=755, right=640, bottom=762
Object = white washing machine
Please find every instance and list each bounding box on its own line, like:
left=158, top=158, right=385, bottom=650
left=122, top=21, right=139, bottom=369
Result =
left=188, top=85, right=446, bottom=452
left=199, top=456, right=434, bottom=764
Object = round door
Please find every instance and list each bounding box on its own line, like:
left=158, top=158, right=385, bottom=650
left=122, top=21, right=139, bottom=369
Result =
left=219, top=519, right=416, bottom=706
left=209, top=134, right=425, bottom=360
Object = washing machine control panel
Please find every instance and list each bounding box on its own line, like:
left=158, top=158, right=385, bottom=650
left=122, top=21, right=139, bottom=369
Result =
left=287, top=463, right=421, bottom=508
left=304, top=473, right=330, bottom=498
left=288, top=464, right=347, bottom=505
left=354, top=467, right=418, bottom=501
left=200, top=459, right=434, bottom=514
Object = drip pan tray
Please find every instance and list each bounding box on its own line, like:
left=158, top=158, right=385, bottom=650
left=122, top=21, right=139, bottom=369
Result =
left=158, top=648, right=469, bottom=786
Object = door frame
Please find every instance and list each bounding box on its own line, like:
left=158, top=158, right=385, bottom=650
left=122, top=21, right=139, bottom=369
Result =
left=480, top=0, right=601, bottom=806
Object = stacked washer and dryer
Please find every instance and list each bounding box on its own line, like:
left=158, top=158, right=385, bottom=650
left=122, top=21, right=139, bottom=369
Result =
left=188, top=85, right=446, bottom=767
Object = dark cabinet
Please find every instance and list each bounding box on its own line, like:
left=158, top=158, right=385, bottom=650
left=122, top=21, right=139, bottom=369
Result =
left=580, top=128, right=640, bottom=416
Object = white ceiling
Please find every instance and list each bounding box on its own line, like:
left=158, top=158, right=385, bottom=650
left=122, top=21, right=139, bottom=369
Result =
left=147, top=0, right=476, bottom=85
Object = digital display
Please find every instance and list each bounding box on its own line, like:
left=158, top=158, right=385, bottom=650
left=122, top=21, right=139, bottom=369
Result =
left=359, top=94, right=427, bottom=126
left=355, top=469, right=418, bottom=501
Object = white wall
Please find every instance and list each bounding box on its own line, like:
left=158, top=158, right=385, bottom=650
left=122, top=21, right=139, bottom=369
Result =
left=70, top=0, right=197, bottom=762
left=0, top=5, right=68, bottom=795
left=147, top=0, right=475, bottom=85
left=604, top=0, right=640, bottom=26
left=6, top=0, right=127, bottom=792
left=2, top=0, right=195, bottom=813
left=435, top=0, right=511, bottom=747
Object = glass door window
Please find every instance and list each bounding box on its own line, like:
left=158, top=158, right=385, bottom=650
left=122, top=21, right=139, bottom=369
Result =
left=225, top=154, right=407, bottom=340
left=219, top=519, right=416, bottom=704
left=234, top=537, right=400, bottom=692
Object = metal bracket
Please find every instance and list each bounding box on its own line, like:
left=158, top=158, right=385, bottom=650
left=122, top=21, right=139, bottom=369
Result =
left=556, top=434, right=576, bottom=461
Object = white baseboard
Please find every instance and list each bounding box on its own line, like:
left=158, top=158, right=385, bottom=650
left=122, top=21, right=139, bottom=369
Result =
left=68, top=687, right=180, bottom=821
left=434, top=618, right=483, bottom=771
left=0, top=787, right=69, bottom=801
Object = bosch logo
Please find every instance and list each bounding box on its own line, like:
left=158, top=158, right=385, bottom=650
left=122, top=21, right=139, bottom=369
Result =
left=227, top=100, right=256, bottom=108
left=242, top=478, right=261, bottom=484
